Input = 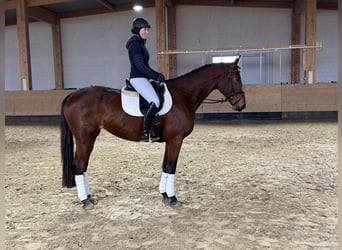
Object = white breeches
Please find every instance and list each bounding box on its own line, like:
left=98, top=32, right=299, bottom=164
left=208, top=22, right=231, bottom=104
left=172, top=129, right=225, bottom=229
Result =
left=130, top=77, right=160, bottom=108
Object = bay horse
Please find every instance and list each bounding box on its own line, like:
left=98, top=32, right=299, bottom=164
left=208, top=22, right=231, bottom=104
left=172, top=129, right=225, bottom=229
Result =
left=61, top=58, right=245, bottom=209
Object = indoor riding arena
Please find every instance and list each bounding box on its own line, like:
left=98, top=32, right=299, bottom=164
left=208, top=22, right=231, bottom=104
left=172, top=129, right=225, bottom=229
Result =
left=4, top=1, right=338, bottom=250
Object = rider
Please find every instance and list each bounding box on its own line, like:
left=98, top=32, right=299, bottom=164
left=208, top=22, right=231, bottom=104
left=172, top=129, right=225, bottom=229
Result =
left=126, top=17, right=165, bottom=142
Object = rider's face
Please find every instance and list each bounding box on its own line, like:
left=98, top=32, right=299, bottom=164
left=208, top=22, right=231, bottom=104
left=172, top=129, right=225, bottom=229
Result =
left=139, top=27, right=149, bottom=39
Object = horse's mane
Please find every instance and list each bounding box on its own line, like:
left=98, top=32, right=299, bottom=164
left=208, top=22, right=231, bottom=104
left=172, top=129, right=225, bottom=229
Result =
left=168, top=63, right=226, bottom=82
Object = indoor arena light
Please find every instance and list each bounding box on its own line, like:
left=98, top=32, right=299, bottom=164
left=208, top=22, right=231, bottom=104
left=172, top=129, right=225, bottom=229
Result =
left=133, top=2, right=143, bottom=12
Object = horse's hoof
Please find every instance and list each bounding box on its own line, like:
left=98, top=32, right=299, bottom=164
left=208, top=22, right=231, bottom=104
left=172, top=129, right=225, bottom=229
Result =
left=81, top=198, right=94, bottom=210
left=162, top=195, right=182, bottom=208
left=161, top=192, right=168, bottom=202
left=169, top=196, right=182, bottom=208
left=88, top=195, right=98, bottom=205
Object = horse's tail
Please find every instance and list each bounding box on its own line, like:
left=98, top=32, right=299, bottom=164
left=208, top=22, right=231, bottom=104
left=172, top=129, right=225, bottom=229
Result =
left=60, top=95, right=76, bottom=188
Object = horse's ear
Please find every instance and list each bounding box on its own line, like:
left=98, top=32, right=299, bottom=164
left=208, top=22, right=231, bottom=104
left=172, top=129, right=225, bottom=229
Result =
left=234, top=55, right=241, bottom=65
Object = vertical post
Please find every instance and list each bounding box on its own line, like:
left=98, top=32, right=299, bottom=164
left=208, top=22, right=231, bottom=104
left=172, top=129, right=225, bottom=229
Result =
left=167, top=1, right=177, bottom=78
left=303, top=0, right=317, bottom=84
left=52, top=18, right=64, bottom=89
left=155, top=0, right=167, bottom=76
left=259, top=52, right=262, bottom=83
left=279, top=51, right=282, bottom=83
left=291, top=2, right=301, bottom=83
left=155, top=0, right=177, bottom=79
left=16, top=0, right=32, bottom=90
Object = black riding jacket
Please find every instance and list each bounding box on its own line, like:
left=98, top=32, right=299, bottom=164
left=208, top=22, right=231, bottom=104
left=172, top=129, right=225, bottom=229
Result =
left=126, top=35, right=163, bottom=81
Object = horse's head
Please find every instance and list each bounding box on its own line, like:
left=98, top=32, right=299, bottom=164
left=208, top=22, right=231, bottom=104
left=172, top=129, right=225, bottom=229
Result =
left=218, top=57, right=246, bottom=112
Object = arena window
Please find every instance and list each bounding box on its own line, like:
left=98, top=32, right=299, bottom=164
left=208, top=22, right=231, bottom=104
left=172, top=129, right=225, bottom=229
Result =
left=212, top=55, right=239, bottom=63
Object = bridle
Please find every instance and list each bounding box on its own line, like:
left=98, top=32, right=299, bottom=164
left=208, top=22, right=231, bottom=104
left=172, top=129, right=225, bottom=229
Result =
left=204, top=68, right=245, bottom=105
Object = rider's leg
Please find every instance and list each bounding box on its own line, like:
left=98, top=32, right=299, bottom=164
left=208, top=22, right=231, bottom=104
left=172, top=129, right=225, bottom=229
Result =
left=130, top=78, right=160, bottom=142
left=129, top=78, right=160, bottom=108
left=141, top=102, right=159, bottom=141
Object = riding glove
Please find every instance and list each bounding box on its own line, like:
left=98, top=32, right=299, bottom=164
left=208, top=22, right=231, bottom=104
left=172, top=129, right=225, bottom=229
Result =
left=156, top=73, right=165, bottom=82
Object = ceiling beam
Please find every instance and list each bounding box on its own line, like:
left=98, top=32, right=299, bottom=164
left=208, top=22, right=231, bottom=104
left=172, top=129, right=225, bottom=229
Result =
left=57, top=0, right=155, bottom=19
left=293, top=0, right=305, bottom=14
left=5, top=0, right=337, bottom=15
left=166, top=0, right=174, bottom=8
left=28, top=6, right=57, bottom=24
left=96, top=0, right=116, bottom=11
left=175, top=0, right=337, bottom=9
left=5, top=0, right=337, bottom=24
left=6, top=0, right=79, bottom=10
left=57, top=7, right=112, bottom=18
left=174, top=0, right=292, bottom=8
left=317, top=2, right=338, bottom=10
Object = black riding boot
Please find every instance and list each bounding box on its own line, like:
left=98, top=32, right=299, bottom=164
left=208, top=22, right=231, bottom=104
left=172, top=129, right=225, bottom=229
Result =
left=141, top=102, right=159, bottom=142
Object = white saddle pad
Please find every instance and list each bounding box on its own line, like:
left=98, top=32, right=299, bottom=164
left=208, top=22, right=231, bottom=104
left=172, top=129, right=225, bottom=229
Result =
left=121, top=83, right=172, bottom=117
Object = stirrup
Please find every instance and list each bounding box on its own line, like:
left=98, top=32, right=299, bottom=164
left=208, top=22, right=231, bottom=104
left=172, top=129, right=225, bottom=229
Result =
left=149, top=135, right=160, bottom=142
left=141, top=133, right=159, bottom=142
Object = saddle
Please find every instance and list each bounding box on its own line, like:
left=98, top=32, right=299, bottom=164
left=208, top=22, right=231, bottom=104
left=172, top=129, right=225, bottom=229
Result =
left=121, top=79, right=172, bottom=117
left=121, top=80, right=172, bottom=142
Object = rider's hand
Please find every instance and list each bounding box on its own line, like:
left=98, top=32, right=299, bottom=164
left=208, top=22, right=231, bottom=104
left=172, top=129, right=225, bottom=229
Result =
left=157, top=73, right=165, bottom=82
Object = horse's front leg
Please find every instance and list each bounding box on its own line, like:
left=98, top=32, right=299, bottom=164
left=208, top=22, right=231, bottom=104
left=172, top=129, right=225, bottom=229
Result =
left=159, top=139, right=183, bottom=207
left=74, top=170, right=97, bottom=209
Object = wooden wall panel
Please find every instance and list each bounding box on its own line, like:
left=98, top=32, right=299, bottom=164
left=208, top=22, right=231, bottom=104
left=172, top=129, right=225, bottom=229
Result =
left=199, top=86, right=282, bottom=113
left=5, top=84, right=338, bottom=116
left=5, top=90, right=73, bottom=115
left=280, top=84, right=337, bottom=111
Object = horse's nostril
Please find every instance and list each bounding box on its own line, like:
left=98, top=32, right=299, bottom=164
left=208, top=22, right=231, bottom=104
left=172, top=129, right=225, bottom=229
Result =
left=235, top=104, right=246, bottom=112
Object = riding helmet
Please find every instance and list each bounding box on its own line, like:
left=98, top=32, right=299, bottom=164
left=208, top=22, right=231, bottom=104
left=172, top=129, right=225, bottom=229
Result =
left=131, top=18, right=151, bottom=34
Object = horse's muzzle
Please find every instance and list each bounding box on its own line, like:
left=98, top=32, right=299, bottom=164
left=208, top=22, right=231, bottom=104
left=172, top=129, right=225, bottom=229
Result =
left=230, top=93, right=246, bottom=112
left=235, top=103, right=246, bottom=112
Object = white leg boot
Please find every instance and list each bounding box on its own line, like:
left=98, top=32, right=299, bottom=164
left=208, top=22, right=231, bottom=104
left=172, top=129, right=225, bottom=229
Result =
left=75, top=175, right=92, bottom=209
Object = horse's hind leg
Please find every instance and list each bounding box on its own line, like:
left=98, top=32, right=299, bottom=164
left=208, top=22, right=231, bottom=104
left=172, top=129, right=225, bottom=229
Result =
left=73, top=130, right=100, bottom=209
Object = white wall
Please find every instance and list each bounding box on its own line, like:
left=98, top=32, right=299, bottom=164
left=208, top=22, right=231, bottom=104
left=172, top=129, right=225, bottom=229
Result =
left=5, top=8, right=157, bottom=90
left=60, top=8, right=156, bottom=89
left=4, top=6, right=338, bottom=90
left=5, top=25, right=20, bottom=90
left=176, top=6, right=293, bottom=84
left=5, top=22, right=55, bottom=90
left=176, top=6, right=337, bottom=84
left=315, top=10, right=338, bottom=83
